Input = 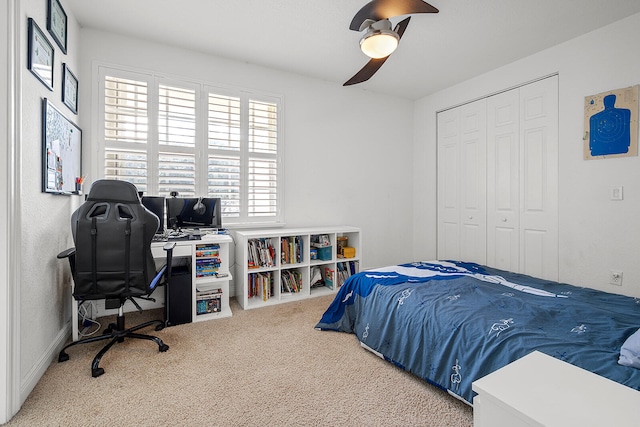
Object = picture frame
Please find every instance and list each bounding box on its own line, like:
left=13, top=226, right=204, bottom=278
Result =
left=28, top=18, right=54, bottom=91
left=42, top=98, right=82, bottom=195
left=62, top=64, right=78, bottom=114
left=47, top=0, right=67, bottom=54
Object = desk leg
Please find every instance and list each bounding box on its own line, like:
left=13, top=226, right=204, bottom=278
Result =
left=72, top=294, right=78, bottom=341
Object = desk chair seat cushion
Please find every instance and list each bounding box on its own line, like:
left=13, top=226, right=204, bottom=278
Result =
left=70, top=180, right=160, bottom=300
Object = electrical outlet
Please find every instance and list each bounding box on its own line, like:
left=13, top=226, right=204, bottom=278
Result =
left=609, top=270, right=623, bottom=286
left=611, top=186, right=624, bottom=201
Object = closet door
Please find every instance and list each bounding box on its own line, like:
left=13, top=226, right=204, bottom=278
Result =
left=486, top=76, right=558, bottom=280
left=518, top=76, right=558, bottom=280
left=486, top=88, right=520, bottom=272
left=437, top=99, right=487, bottom=264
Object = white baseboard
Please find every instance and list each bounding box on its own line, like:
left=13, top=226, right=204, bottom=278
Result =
left=20, top=323, right=71, bottom=405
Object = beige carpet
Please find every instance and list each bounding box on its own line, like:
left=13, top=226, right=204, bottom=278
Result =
left=7, top=295, right=473, bottom=426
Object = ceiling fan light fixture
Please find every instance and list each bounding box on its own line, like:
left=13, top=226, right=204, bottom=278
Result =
left=360, top=27, right=399, bottom=59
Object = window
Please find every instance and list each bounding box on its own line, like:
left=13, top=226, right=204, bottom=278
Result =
left=99, top=66, right=283, bottom=225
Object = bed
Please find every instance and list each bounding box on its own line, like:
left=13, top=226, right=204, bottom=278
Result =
left=315, top=260, right=640, bottom=405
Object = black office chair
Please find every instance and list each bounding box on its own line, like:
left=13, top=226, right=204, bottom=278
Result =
left=57, top=179, right=175, bottom=377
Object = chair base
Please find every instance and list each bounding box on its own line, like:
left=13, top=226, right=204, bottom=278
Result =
left=58, top=312, right=169, bottom=377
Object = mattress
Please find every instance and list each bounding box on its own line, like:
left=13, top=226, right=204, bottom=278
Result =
left=315, top=260, right=640, bottom=404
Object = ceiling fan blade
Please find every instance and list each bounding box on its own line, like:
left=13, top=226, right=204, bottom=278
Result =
left=343, top=57, right=390, bottom=86
left=394, top=15, right=411, bottom=38
left=344, top=17, right=411, bottom=86
left=349, top=0, right=437, bottom=31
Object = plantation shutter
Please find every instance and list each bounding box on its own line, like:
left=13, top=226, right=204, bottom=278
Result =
left=103, top=76, right=149, bottom=192
left=158, top=84, right=197, bottom=197
left=248, top=100, right=278, bottom=217
left=207, top=94, right=241, bottom=217
left=99, top=66, right=282, bottom=225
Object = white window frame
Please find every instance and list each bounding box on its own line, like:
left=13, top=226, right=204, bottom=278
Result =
left=95, top=64, right=284, bottom=227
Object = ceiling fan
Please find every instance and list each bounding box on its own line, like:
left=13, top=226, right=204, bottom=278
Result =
left=344, top=0, right=439, bottom=86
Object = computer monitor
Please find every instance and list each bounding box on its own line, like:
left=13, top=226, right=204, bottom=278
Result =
left=141, top=196, right=165, bottom=234
left=166, top=197, right=222, bottom=230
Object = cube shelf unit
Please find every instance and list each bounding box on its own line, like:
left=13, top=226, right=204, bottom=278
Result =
left=234, top=227, right=361, bottom=310
left=192, top=236, right=233, bottom=322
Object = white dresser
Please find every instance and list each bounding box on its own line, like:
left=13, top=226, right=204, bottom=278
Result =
left=472, top=351, right=640, bottom=427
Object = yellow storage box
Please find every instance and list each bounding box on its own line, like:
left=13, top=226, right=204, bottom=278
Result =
left=341, top=247, right=356, bottom=258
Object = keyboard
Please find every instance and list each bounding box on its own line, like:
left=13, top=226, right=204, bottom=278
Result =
left=152, top=233, right=168, bottom=242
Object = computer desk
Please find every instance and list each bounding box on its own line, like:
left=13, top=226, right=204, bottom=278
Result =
left=71, top=233, right=233, bottom=341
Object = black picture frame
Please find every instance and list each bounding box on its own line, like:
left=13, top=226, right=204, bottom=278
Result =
left=42, top=98, right=82, bottom=195
left=62, top=64, right=78, bottom=114
left=28, top=18, right=54, bottom=91
left=47, top=0, right=67, bottom=54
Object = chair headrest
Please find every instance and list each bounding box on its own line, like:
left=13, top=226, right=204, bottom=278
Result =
left=86, top=180, right=141, bottom=203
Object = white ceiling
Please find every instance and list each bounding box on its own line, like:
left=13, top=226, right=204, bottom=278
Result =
left=65, top=0, right=640, bottom=100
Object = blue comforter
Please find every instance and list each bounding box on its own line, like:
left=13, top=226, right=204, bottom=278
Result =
left=315, top=261, right=640, bottom=404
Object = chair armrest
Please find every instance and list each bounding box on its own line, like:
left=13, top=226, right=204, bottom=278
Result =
left=159, top=242, right=176, bottom=287
left=57, top=247, right=76, bottom=259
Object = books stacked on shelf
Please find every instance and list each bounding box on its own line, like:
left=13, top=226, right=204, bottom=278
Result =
left=248, top=238, right=276, bottom=269
left=249, top=272, right=273, bottom=301
left=337, top=261, right=359, bottom=287
left=196, top=244, right=221, bottom=277
left=195, top=244, right=220, bottom=258
left=281, top=269, right=302, bottom=294
left=281, top=236, right=303, bottom=264
left=196, top=287, right=222, bottom=315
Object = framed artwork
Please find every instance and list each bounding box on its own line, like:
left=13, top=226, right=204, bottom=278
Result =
left=28, top=18, right=54, bottom=91
left=47, top=0, right=67, bottom=54
left=42, top=98, right=82, bottom=194
left=583, top=85, right=639, bottom=160
left=62, top=64, right=78, bottom=114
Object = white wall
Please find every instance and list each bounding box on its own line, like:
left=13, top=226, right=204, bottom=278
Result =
left=77, top=29, right=416, bottom=271
left=414, top=12, right=640, bottom=297
left=1, top=2, right=13, bottom=422
left=18, top=0, right=81, bottom=408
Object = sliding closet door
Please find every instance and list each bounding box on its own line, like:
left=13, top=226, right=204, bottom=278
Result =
left=437, top=99, right=487, bottom=264
left=486, top=76, right=558, bottom=280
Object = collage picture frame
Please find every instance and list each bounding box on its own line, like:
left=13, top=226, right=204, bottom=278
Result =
left=28, top=17, right=54, bottom=91
left=62, top=64, right=78, bottom=114
left=47, top=0, right=68, bottom=54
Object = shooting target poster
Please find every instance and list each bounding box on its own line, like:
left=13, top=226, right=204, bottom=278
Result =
left=584, top=85, right=638, bottom=160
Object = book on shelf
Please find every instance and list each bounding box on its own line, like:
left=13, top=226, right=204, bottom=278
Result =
left=247, top=238, right=276, bottom=269
left=196, top=287, right=222, bottom=297
left=281, top=269, right=302, bottom=294
left=281, top=236, right=303, bottom=264
left=249, top=271, right=273, bottom=301
left=197, top=298, right=221, bottom=314
left=196, top=244, right=220, bottom=258
left=196, top=287, right=222, bottom=315
left=337, top=261, right=359, bottom=287
left=324, top=267, right=334, bottom=290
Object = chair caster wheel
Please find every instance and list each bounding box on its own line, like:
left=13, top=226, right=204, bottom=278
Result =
left=58, top=351, right=69, bottom=363
left=92, top=368, right=105, bottom=378
left=104, top=323, right=116, bottom=334
left=159, top=344, right=169, bottom=352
